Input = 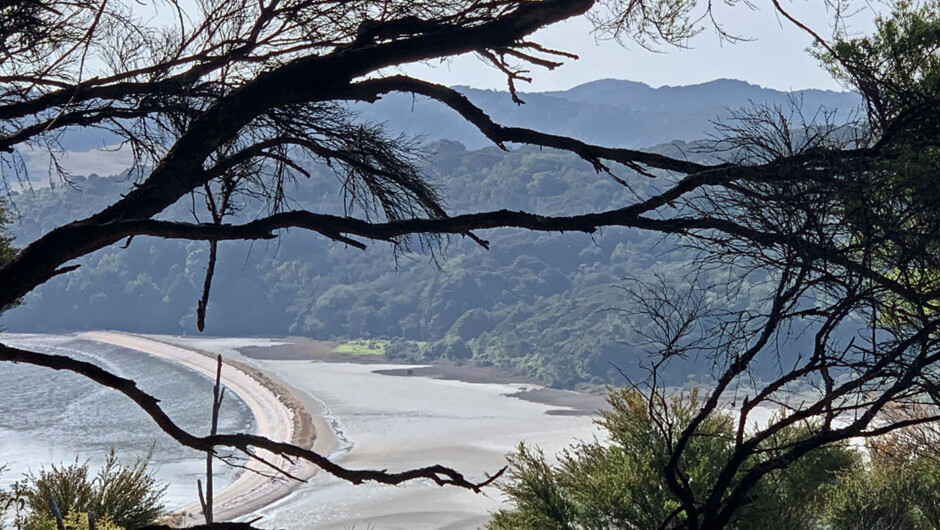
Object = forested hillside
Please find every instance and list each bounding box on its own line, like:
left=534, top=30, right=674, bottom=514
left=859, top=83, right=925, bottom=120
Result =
left=2, top=79, right=860, bottom=388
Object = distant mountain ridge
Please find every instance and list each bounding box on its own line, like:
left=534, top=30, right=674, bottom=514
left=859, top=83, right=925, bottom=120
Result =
left=45, top=78, right=863, bottom=154
left=353, top=78, right=863, bottom=150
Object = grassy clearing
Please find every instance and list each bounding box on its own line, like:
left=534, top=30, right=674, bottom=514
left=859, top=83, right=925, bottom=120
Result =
left=332, top=339, right=388, bottom=356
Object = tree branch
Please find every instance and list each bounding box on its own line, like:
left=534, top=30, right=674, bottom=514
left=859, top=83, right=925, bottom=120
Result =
left=0, top=0, right=595, bottom=311
left=349, top=75, right=716, bottom=175
left=0, top=342, right=504, bottom=491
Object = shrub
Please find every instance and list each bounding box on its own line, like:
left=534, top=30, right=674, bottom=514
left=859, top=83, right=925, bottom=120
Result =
left=62, top=510, right=123, bottom=530
left=489, top=388, right=741, bottom=529
left=489, top=388, right=856, bottom=530
left=824, top=445, right=940, bottom=530
left=13, top=449, right=166, bottom=530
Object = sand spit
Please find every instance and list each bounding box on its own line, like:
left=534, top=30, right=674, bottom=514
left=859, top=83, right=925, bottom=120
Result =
left=78, top=333, right=604, bottom=528
left=78, top=332, right=325, bottom=524
left=248, top=360, right=603, bottom=529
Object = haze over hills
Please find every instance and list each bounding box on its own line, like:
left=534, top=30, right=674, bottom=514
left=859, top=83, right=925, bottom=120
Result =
left=353, top=78, right=862, bottom=149
left=4, top=79, right=863, bottom=388
left=41, top=77, right=862, bottom=159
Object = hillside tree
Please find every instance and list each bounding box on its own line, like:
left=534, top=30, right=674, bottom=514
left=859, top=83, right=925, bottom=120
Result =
left=496, top=2, right=940, bottom=527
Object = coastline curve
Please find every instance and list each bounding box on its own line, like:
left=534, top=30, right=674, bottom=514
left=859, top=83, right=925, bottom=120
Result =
left=78, top=331, right=327, bottom=524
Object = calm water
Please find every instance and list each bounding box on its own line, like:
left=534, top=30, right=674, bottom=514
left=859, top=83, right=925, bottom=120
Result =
left=0, top=334, right=256, bottom=509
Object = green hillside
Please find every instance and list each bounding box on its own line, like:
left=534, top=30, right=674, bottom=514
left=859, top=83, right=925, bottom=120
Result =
left=2, top=79, right=859, bottom=388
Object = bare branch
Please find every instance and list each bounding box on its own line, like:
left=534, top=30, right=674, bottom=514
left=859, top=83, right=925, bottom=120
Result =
left=349, top=75, right=716, bottom=175
left=0, top=341, right=503, bottom=492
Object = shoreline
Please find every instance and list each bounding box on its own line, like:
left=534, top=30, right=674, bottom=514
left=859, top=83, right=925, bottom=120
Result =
left=237, top=358, right=604, bottom=528
left=70, top=332, right=608, bottom=528
left=78, top=331, right=337, bottom=524
left=22, top=331, right=608, bottom=528
left=238, top=339, right=610, bottom=416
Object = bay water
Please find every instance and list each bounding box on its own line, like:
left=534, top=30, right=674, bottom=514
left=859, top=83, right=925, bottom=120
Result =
left=0, top=334, right=256, bottom=510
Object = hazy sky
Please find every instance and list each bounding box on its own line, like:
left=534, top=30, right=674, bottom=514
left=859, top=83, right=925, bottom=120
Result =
left=21, top=1, right=879, bottom=178
left=398, top=1, right=878, bottom=93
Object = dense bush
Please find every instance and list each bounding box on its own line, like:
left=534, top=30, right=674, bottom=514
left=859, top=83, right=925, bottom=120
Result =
left=824, top=442, right=940, bottom=529
left=9, top=450, right=166, bottom=530
left=488, top=388, right=940, bottom=529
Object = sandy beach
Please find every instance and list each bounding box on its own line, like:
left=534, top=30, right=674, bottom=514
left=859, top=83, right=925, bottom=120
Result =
left=212, top=348, right=604, bottom=529
left=0, top=332, right=792, bottom=528
left=245, top=359, right=603, bottom=529
left=77, top=333, right=605, bottom=528
left=77, top=332, right=331, bottom=524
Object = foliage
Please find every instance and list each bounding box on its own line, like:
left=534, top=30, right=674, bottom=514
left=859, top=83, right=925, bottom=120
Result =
left=827, top=404, right=940, bottom=529
left=489, top=388, right=856, bottom=530
left=823, top=449, right=937, bottom=530
left=2, top=140, right=800, bottom=389
left=735, top=418, right=858, bottom=530
left=816, top=1, right=940, bottom=325
left=554, top=4, right=940, bottom=527
left=0, top=206, right=13, bottom=267
left=819, top=0, right=940, bottom=129
left=333, top=339, right=388, bottom=356
left=0, top=466, right=24, bottom=524
left=5, top=0, right=811, bottom=497
left=62, top=511, right=122, bottom=530
left=12, top=450, right=166, bottom=530
left=15, top=511, right=123, bottom=530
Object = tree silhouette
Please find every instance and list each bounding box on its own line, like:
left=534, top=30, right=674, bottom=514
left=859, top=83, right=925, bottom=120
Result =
left=1, top=0, right=940, bottom=511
